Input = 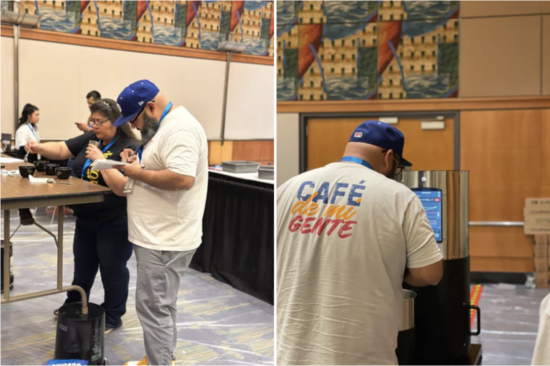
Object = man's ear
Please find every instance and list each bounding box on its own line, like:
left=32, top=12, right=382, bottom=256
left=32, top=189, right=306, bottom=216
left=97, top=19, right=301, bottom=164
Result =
left=147, top=101, right=155, bottom=113
left=383, top=149, right=392, bottom=168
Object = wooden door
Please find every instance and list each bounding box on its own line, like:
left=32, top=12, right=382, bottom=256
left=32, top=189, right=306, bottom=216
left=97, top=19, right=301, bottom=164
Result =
left=307, top=117, right=455, bottom=171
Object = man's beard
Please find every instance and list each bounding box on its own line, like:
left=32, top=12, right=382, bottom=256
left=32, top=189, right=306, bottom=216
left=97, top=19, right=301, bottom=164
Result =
left=139, top=113, right=159, bottom=145
left=384, top=160, right=398, bottom=180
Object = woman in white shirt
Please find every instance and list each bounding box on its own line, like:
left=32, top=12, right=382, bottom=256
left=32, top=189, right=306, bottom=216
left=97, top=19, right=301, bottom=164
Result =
left=15, top=103, right=41, bottom=162
left=14, top=104, right=41, bottom=226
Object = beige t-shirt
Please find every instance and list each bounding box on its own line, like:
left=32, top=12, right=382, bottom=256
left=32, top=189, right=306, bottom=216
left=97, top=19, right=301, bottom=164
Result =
left=127, top=106, right=208, bottom=251
left=277, top=162, right=443, bottom=365
left=532, top=293, right=550, bottom=365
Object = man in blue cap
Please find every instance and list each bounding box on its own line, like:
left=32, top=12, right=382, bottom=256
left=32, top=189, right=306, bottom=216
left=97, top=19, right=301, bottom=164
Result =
left=110, top=80, right=208, bottom=366
left=276, top=121, right=443, bottom=365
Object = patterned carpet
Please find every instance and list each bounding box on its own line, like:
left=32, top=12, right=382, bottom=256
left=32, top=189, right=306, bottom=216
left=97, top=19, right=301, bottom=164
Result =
left=1, top=210, right=274, bottom=365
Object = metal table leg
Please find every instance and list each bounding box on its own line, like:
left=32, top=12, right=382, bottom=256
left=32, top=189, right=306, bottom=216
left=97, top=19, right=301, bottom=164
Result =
left=58, top=206, right=63, bottom=290
left=3, top=210, right=10, bottom=300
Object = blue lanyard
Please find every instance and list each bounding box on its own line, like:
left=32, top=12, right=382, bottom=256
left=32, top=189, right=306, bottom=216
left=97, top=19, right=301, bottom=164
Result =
left=81, top=136, right=120, bottom=179
left=26, top=123, right=40, bottom=142
left=340, top=156, right=374, bottom=170
left=137, top=102, right=173, bottom=162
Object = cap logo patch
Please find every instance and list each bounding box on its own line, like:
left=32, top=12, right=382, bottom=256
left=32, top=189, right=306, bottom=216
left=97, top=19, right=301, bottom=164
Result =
left=354, top=132, right=363, bottom=138
left=138, top=101, right=144, bottom=106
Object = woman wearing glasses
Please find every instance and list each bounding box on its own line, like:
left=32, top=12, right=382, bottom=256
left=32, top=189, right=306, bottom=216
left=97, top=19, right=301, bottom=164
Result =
left=25, top=99, right=139, bottom=334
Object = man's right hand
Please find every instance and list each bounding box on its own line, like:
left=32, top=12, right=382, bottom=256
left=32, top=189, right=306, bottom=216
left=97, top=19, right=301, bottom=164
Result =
left=25, top=140, right=41, bottom=154
left=76, top=122, right=90, bottom=132
left=120, top=148, right=137, bottom=163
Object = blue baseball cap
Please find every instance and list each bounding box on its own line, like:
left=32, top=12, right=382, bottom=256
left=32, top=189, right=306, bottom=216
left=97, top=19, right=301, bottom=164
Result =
left=114, top=80, right=159, bottom=127
left=349, top=120, right=412, bottom=166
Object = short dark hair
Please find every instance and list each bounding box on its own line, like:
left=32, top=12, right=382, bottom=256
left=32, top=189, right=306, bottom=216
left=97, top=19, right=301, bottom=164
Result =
left=86, top=90, right=101, bottom=100
left=90, top=99, right=139, bottom=142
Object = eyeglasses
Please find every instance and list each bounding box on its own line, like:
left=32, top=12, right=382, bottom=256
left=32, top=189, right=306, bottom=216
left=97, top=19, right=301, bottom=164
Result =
left=90, top=118, right=110, bottom=127
left=129, top=106, right=145, bottom=125
left=382, top=150, right=405, bottom=176
left=129, top=100, right=154, bottom=125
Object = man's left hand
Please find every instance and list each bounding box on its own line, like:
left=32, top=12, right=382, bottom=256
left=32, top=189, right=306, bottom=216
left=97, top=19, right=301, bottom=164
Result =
left=116, top=160, right=142, bottom=180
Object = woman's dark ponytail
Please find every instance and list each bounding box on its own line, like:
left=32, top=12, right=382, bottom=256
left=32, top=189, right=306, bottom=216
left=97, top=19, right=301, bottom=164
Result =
left=19, top=104, right=39, bottom=127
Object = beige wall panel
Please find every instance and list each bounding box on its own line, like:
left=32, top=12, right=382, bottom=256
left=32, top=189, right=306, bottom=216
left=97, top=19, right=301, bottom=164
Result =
left=19, top=39, right=80, bottom=140
left=225, top=62, right=275, bottom=140
left=1, top=37, right=15, bottom=136
left=77, top=43, right=226, bottom=140
left=460, top=16, right=541, bottom=97
left=16, top=38, right=229, bottom=140
left=543, top=16, right=550, bottom=95
left=461, top=1, right=544, bottom=17
left=276, top=113, right=299, bottom=187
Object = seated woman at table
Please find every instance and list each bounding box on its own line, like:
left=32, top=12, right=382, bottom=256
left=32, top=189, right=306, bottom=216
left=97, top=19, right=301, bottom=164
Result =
left=25, top=99, right=139, bottom=334
left=15, top=103, right=40, bottom=163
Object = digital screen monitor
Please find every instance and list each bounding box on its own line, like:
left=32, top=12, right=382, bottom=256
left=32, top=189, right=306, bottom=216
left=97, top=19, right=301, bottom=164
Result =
left=412, top=188, right=443, bottom=243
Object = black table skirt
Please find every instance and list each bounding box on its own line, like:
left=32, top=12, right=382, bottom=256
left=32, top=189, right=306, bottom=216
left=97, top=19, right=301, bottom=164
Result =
left=190, top=173, right=274, bottom=305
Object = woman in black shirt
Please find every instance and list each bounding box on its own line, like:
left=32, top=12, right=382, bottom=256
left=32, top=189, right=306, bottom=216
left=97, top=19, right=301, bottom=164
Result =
left=25, top=99, right=139, bottom=333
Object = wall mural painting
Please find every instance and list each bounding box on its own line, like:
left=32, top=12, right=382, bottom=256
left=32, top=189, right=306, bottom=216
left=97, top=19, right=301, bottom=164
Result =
left=5, top=1, right=273, bottom=57
left=277, top=1, right=459, bottom=101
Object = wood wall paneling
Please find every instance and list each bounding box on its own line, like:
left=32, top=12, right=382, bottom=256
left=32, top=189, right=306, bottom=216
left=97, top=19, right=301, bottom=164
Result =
left=544, top=16, right=550, bottom=95
left=471, top=257, right=534, bottom=273
left=260, top=140, right=275, bottom=162
left=208, top=141, right=234, bottom=166
left=460, top=16, right=542, bottom=97
left=231, top=140, right=274, bottom=165
left=461, top=1, right=545, bottom=18
left=460, top=110, right=542, bottom=149
left=397, top=118, right=454, bottom=171
left=461, top=109, right=548, bottom=272
left=543, top=110, right=550, bottom=185
left=276, top=96, right=550, bottom=114
left=468, top=186, right=541, bottom=222
left=469, top=227, right=534, bottom=259
left=307, top=118, right=363, bottom=170
left=307, top=117, right=454, bottom=171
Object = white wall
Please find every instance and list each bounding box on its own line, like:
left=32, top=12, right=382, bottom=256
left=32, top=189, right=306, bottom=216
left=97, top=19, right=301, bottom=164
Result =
left=276, top=112, right=299, bottom=187
left=2, top=37, right=273, bottom=141
left=2, top=37, right=15, bottom=135
left=225, top=61, right=274, bottom=139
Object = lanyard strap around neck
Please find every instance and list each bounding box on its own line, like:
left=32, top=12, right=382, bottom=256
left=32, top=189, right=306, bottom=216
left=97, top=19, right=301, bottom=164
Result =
left=340, top=156, right=374, bottom=170
left=26, top=123, right=40, bottom=142
left=81, top=136, right=120, bottom=179
left=138, top=101, right=173, bottom=161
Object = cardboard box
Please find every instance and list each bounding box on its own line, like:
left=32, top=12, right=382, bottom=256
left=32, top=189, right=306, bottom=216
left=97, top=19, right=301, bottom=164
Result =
left=534, top=235, right=549, bottom=288
left=526, top=198, right=550, bottom=207
left=524, top=203, right=550, bottom=235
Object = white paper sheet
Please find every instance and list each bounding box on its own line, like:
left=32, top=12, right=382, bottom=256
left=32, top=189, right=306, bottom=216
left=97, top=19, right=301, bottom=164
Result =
left=0, top=157, right=24, bottom=163
left=28, top=175, right=50, bottom=183
left=90, top=159, right=128, bottom=170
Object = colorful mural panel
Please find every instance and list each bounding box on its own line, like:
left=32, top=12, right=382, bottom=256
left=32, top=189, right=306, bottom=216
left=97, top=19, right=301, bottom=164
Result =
left=7, top=1, right=273, bottom=57
left=276, top=0, right=459, bottom=101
